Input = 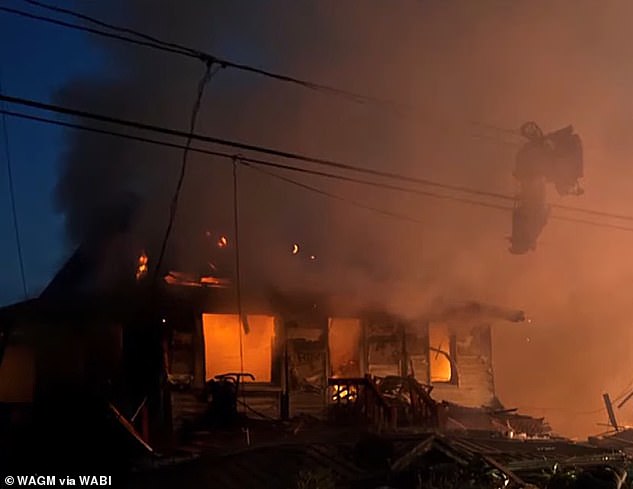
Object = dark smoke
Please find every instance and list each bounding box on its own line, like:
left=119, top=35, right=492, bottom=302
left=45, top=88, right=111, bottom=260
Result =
left=54, top=1, right=633, bottom=437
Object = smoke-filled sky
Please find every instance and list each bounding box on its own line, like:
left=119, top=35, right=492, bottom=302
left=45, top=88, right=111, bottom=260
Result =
left=4, top=0, right=633, bottom=437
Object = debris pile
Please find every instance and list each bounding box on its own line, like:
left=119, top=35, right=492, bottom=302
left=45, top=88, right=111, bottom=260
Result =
left=387, top=433, right=630, bottom=489
left=440, top=402, right=551, bottom=437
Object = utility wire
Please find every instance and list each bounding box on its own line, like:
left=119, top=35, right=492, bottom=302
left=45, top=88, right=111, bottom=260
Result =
left=22, top=0, right=198, bottom=56
left=5, top=2, right=397, bottom=108
left=0, top=110, right=633, bottom=236
left=0, top=94, right=511, bottom=201
left=242, top=161, right=426, bottom=225
left=6, top=1, right=524, bottom=143
left=3, top=93, right=632, bottom=225
left=4, top=107, right=633, bottom=234
left=0, top=107, right=509, bottom=215
left=17, top=4, right=623, bottom=219
left=6, top=3, right=606, bottom=218
left=0, top=6, right=193, bottom=57
left=154, top=61, right=218, bottom=280
left=0, top=74, right=27, bottom=299
left=232, top=159, right=245, bottom=387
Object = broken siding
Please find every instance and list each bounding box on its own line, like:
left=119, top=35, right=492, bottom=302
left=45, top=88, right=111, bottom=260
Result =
left=286, top=318, right=327, bottom=418
left=366, top=318, right=403, bottom=378
left=405, top=330, right=429, bottom=383
left=168, top=315, right=207, bottom=433
left=431, top=325, right=495, bottom=407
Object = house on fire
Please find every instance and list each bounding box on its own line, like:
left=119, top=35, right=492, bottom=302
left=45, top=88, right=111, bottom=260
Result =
left=162, top=279, right=526, bottom=433
left=0, top=229, right=527, bottom=457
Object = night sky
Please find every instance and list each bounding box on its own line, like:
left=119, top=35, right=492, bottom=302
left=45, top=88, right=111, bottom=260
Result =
left=0, top=4, right=109, bottom=306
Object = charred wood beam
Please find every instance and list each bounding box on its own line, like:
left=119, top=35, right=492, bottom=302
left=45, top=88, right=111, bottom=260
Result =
left=604, top=393, right=620, bottom=432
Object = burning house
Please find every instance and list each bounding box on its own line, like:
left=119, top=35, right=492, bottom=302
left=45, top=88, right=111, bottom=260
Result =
left=0, top=219, right=531, bottom=449
left=162, top=280, right=528, bottom=435
left=6, top=228, right=633, bottom=488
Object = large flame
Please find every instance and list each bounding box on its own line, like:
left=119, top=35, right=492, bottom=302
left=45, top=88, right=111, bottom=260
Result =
left=202, top=314, right=275, bottom=382
left=429, top=322, right=452, bottom=383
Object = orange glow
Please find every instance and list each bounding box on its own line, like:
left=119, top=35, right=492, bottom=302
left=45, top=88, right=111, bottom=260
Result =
left=202, top=314, right=275, bottom=382
left=292, top=243, right=300, bottom=255
left=429, top=322, right=452, bottom=383
left=331, top=384, right=358, bottom=402
left=328, top=317, right=361, bottom=377
left=136, top=251, right=148, bottom=281
left=217, top=236, right=228, bottom=248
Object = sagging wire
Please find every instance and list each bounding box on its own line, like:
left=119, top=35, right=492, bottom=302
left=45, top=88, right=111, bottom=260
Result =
left=10, top=0, right=389, bottom=106
left=3, top=105, right=633, bottom=233
left=232, top=156, right=248, bottom=414
left=154, top=60, right=222, bottom=280
left=242, top=161, right=426, bottom=225
left=0, top=70, right=28, bottom=299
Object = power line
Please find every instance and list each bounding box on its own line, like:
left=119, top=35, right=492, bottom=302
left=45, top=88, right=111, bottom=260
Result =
left=3, top=93, right=632, bottom=225
left=154, top=61, right=218, bottom=280
left=232, top=159, right=245, bottom=385
left=0, top=0, right=613, bottom=224
left=0, top=73, right=27, bottom=299
left=0, top=6, right=194, bottom=57
left=22, top=0, right=198, bottom=56
left=0, top=106, right=507, bottom=213
left=244, top=158, right=513, bottom=212
left=4, top=2, right=398, bottom=108
left=241, top=162, right=426, bottom=224
left=0, top=93, right=510, bottom=200
left=4, top=107, right=633, bottom=235
left=0, top=107, right=512, bottom=217
left=7, top=1, right=527, bottom=147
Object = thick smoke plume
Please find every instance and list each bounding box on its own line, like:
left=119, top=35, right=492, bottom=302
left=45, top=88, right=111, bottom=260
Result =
left=55, top=0, right=633, bottom=437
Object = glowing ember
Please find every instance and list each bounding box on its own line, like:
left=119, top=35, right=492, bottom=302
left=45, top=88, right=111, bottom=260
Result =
left=217, top=236, right=228, bottom=248
left=292, top=243, right=300, bottom=255
left=136, top=251, right=148, bottom=281
left=331, top=384, right=358, bottom=402
left=309, top=255, right=316, bottom=261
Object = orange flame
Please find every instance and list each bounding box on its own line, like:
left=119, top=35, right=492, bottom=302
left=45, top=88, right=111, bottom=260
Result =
left=136, top=251, right=148, bottom=281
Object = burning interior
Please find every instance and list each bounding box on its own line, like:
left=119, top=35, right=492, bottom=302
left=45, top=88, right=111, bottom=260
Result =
left=202, top=313, right=275, bottom=383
